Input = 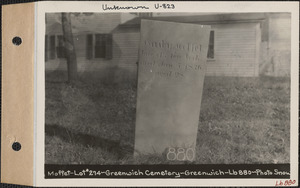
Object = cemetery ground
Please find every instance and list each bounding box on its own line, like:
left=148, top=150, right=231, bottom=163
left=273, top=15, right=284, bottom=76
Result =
left=45, top=71, right=290, bottom=164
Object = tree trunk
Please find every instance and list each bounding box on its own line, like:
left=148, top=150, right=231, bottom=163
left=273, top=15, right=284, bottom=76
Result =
left=61, top=13, right=77, bottom=83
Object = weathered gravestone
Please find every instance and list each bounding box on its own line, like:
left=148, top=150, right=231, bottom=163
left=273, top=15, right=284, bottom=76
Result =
left=134, top=20, right=210, bottom=161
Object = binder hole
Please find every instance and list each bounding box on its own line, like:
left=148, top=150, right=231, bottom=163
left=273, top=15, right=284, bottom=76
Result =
left=12, top=36, right=22, bottom=46
left=12, top=142, right=21, bottom=151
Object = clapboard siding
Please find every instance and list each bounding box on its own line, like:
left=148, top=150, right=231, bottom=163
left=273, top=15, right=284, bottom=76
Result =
left=46, top=14, right=261, bottom=78
left=46, top=22, right=260, bottom=78
left=111, top=23, right=260, bottom=77
left=206, top=23, right=258, bottom=77
left=46, top=13, right=291, bottom=79
left=113, top=33, right=139, bottom=68
left=73, top=35, right=87, bottom=58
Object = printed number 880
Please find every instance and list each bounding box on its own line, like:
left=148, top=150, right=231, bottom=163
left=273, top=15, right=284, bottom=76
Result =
left=166, top=147, right=195, bottom=161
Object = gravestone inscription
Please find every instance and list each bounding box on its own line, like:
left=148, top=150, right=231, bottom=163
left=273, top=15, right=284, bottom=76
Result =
left=134, top=20, right=210, bottom=161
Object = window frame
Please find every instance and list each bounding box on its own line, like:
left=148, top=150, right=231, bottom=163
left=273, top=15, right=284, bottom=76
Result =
left=91, top=33, right=113, bottom=60
left=56, top=35, right=66, bottom=59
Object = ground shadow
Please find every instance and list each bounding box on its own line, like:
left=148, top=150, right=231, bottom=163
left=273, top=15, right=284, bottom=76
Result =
left=45, top=124, right=134, bottom=160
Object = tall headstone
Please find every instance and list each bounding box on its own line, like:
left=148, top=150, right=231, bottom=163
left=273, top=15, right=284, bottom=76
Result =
left=134, top=20, right=210, bottom=161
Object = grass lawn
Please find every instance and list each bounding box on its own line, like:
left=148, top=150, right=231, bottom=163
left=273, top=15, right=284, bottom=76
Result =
left=45, top=71, right=290, bottom=164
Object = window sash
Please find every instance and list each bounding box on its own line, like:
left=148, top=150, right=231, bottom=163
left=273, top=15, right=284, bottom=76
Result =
left=56, top=35, right=65, bottom=58
left=94, top=34, right=112, bottom=59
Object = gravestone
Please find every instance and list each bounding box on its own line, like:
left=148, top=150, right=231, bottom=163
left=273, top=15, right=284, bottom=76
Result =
left=134, top=20, right=210, bottom=161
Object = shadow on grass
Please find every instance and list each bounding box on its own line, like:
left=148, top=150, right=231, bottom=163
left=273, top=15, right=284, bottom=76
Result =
left=45, top=124, right=133, bottom=160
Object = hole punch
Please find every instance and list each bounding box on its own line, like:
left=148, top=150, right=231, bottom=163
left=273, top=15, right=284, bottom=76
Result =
left=12, top=36, right=22, bottom=46
left=12, top=142, right=21, bottom=151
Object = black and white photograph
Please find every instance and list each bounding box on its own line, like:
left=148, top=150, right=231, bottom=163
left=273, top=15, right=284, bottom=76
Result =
left=0, top=1, right=298, bottom=187
left=44, top=11, right=291, bottom=167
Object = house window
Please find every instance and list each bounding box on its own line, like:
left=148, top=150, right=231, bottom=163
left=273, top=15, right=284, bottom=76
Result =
left=56, top=35, right=65, bottom=58
left=95, top=34, right=107, bottom=58
left=45, top=35, right=65, bottom=61
left=95, top=34, right=112, bottom=59
left=207, top=30, right=214, bottom=59
left=86, top=34, right=112, bottom=59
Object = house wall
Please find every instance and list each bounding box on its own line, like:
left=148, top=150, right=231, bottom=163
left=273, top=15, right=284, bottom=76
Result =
left=46, top=32, right=138, bottom=83
left=113, top=14, right=291, bottom=78
left=207, top=23, right=259, bottom=77
left=113, top=32, right=140, bottom=82
left=74, top=35, right=87, bottom=58
left=46, top=13, right=126, bottom=83
left=111, top=22, right=260, bottom=79
left=46, top=13, right=291, bottom=83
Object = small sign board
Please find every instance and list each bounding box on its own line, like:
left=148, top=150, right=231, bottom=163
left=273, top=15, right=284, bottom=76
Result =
left=134, top=20, right=210, bottom=161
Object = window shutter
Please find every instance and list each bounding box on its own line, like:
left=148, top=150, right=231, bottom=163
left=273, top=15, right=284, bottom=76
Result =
left=105, top=34, right=113, bottom=60
left=86, top=34, right=93, bottom=60
left=56, top=35, right=65, bottom=58
left=207, top=30, right=214, bottom=59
